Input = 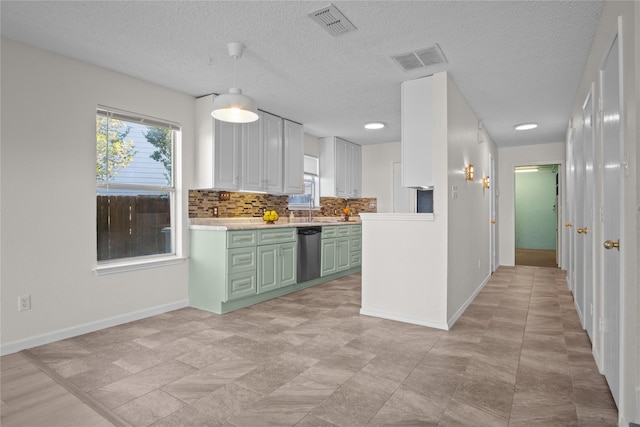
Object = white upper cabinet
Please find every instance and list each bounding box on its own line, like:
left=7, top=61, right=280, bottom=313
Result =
left=282, top=120, right=304, bottom=194
left=349, top=143, right=361, bottom=197
left=401, top=75, right=435, bottom=188
left=263, top=111, right=284, bottom=194
left=195, top=95, right=303, bottom=194
left=242, top=112, right=264, bottom=192
left=320, top=136, right=362, bottom=198
left=195, top=95, right=240, bottom=190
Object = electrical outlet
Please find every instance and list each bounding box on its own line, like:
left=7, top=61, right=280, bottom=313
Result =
left=18, top=295, right=31, bottom=311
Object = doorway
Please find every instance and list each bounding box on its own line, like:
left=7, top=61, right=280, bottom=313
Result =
left=514, top=164, right=560, bottom=267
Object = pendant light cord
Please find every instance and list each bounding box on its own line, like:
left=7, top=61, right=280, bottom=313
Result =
left=234, top=55, right=238, bottom=88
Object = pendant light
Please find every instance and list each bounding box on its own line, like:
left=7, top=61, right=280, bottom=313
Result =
left=211, top=42, right=259, bottom=123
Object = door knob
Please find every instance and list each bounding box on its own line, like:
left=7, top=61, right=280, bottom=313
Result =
left=490, top=219, right=496, bottom=224
left=565, top=222, right=572, bottom=227
left=603, top=240, right=620, bottom=251
left=577, top=227, right=588, bottom=234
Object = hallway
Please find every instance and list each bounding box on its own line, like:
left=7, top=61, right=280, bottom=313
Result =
left=1, top=266, right=617, bottom=426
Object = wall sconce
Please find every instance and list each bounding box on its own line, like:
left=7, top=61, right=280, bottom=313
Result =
left=465, top=164, right=474, bottom=181
left=482, top=176, right=490, bottom=189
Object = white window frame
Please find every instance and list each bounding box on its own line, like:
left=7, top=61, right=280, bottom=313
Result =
left=288, top=156, right=320, bottom=210
left=94, top=106, right=184, bottom=274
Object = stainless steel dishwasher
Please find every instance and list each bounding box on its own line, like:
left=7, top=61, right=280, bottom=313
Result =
left=297, top=226, right=322, bottom=283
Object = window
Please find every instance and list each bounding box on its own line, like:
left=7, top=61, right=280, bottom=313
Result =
left=288, top=156, right=320, bottom=210
left=96, top=107, right=179, bottom=263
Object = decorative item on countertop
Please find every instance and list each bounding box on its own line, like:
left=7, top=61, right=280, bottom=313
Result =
left=263, top=210, right=279, bottom=224
left=289, top=211, right=295, bottom=223
left=342, top=207, right=351, bottom=222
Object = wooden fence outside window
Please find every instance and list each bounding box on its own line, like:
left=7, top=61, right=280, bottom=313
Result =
left=97, top=195, right=171, bottom=261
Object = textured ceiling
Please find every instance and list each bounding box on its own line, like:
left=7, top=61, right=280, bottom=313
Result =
left=1, top=1, right=603, bottom=147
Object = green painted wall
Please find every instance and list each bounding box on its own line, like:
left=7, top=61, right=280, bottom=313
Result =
left=515, top=167, right=557, bottom=249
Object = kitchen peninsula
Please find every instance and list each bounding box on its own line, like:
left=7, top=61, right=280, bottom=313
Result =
left=358, top=213, right=452, bottom=330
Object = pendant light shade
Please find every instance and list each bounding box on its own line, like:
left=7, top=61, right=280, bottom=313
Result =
left=211, top=42, right=259, bottom=124
left=211, top=88, right=258, bottom=123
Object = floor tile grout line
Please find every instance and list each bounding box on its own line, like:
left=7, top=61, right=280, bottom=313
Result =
left=20, top=349, right=131, bottom=427
left=504, top=269, right=531, bottom=427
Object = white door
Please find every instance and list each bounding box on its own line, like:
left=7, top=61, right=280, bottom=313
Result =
left=574, top=121, right=585, bottom=323
left=599, top=33, right=622, bottom=406
left=582, top=87, right=596, bottom=340
left=565, top=129, right=575, bottom=291
left=490, top=156, right=497, bottom=272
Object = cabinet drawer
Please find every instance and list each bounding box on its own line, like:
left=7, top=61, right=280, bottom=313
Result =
left=322, top=226, right=337, bottom=239
left=350, top=236, right=362, bottom=251
left=350, top=250, right=361, bottom=267
left=258, top=228, right=296, bottom=245
left=336, top=226, right=351, bottom=237
left=349, top=224, right=362, bottom=235
left=228, top=247, right=256, bottom=274
left=227, top=230, right=257, bottom=248
left=227, top=271, right=257, bottom=301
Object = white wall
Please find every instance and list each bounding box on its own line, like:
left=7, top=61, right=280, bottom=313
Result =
left=497, top=143, right=565, bottom=267
left=361, top=141, right=401, bottom=213
left=1, top=39, right=195, bottom=354
left=304, top=133, right=320, bottom=158
left=446, top=75, right=497, bottom=319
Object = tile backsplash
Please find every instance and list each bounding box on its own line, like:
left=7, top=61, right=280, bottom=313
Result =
left=189, top=190, right=377, bottom=218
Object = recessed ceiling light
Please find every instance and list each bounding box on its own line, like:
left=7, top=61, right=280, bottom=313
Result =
left=364, top=122, right=385, bottom=130
left=515, top=123, right=538, bottom=131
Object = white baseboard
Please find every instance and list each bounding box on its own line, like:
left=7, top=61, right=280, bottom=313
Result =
left=593, top=346, right=604, bottom=374
left=359, top=308, right=449, bottom=331
left=447, top=272, right=491, bottom=329
left=1, top=299, right=189, bottom=356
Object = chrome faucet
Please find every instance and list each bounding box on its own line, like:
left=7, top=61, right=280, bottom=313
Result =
left=308, top=197, right=313, bottom=222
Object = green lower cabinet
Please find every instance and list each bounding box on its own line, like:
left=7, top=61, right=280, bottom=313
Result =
left=321, top=237, right=351, bottom=276
left=257, top=242, right=297, bottom=293
left=321, top=239, right=337, bottom=276
left=191, top=225, right=360, bottom=315
left=336, top=237, right=351, bottom=271
left=279, top=242, right=297, bottom=286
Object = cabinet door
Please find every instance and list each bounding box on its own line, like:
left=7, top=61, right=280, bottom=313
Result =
left=335, top=138, right=349, bottom=197
left=283, top=120, right=304, bottom=194
left=279, top=242, right=297, bottom=287
left=402, top=76, right=435, bottom=188
left=263, top=112, right=283, bottom=194
left=336, top=237, right=351, bottom=272
left=350, top=143, right=361, bottom=197
left=257, top=244, right=279, bottom=293
left=321, top=239, right=337, bottom=276
left=214, top=120, right=240, bottom=190
left=242, top=115, right=264, bottom=192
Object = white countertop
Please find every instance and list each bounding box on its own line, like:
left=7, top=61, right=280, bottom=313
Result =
left=190, top=217, right=361, bottom=230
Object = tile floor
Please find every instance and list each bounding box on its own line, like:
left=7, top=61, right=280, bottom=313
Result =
left=1, top=266, right=617, bottom=426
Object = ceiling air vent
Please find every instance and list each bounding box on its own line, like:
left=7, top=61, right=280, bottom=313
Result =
left=309, top=4, right=357, bottom=37
left=391, top=44, right=448, bottom=72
